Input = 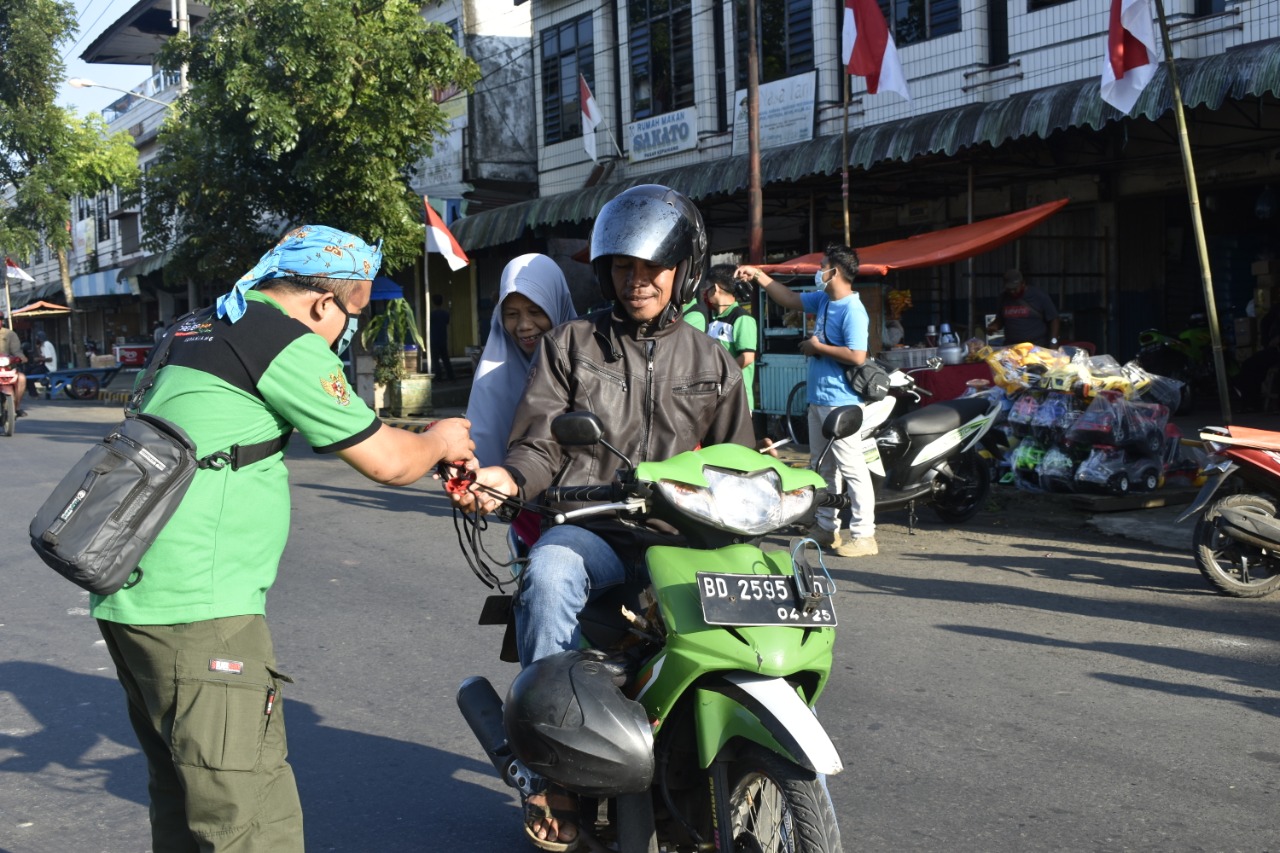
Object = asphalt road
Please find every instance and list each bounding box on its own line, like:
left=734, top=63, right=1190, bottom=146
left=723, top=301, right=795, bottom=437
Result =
left=2, top=399, right=1279, bottom=852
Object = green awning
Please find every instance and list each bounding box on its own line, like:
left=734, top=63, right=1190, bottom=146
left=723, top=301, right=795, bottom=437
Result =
left=451, top=39, right=1280, bottom=252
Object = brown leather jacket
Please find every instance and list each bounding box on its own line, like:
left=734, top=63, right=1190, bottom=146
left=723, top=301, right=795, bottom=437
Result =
left=503, top=308, right=754, bottom=553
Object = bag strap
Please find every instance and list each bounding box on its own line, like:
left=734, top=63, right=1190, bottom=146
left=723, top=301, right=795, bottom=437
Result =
left=128, top=307, right=292, bottom=472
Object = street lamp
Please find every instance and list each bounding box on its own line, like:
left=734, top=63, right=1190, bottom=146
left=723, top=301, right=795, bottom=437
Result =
left=67, top=78, right=174, bottom=111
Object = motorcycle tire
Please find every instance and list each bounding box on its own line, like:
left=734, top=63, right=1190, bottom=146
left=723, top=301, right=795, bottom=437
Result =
left=1192, top=493, right=1280, bottom=598
left=930, top=448, right=990, bottom=524
left=727, top=744, right=842, bottom=853
left=2, top=393, right=12, bottom=437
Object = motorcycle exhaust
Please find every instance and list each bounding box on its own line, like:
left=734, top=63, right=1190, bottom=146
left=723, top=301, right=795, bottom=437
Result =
left=1216, top=507, right=1280, bottom=553
left=457, top=677, right=515, bottom=778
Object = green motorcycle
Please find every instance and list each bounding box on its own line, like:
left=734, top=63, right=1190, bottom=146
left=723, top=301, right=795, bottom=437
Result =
left=457, top=407, right=862, bottom=853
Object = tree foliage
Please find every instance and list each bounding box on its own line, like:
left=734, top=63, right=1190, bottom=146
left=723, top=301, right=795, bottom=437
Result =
left=1, top=0, right=139, bottom=361
left=142, top=0, right=480, bottom=286
left=0, top=0, right=138, bottom=260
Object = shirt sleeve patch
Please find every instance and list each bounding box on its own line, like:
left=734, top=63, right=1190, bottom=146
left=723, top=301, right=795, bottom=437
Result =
left=320, top=370, right=353, bottom=406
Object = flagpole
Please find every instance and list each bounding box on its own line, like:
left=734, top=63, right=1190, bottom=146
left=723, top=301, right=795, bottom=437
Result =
left=423, top=198, right=433, bottom=378
left=1151, top=0, right=1231, bottom=422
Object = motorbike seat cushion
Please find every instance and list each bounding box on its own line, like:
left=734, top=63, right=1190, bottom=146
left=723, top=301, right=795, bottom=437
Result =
left=897, top=397, right=991, bottom=436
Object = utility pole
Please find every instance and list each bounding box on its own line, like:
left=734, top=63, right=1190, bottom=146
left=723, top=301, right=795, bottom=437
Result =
left=745, top=0, right=763, bottom=264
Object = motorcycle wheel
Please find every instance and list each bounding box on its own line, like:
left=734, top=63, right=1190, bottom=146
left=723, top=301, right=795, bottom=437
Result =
left=727, top=744, right=841, bottom=853
left=930, top=448, right=990, bottom=524
left=784, top=381, right=809, bottom=449
left=1192, top=493, right=1280, bottom=598
left=2, top=393, right=12, bottom=437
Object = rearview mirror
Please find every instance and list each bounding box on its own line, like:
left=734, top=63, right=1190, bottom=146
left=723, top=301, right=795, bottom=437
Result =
left=822, top=405, right=864, bottom=441
left=551, top=412, right=605, bottom=446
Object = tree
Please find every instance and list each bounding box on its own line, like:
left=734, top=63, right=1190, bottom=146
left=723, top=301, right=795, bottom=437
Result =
left=0, top=0, right=140, bottom=364
left=141, top=0, right=480, bottom=288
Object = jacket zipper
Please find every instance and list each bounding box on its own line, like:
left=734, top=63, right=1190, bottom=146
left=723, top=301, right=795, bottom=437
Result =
left=642, top=339, right=655, bottom=460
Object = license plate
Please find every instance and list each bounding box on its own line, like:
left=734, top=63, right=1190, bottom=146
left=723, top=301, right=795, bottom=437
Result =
left=696, top=572, right=837, bottom=627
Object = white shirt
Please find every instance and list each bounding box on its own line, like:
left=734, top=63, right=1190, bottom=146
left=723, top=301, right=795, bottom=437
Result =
left=40, top=340, right=56, bottom=373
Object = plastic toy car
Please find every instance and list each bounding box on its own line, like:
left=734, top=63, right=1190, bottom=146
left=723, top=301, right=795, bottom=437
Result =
left=1007, top=393, right=1040, bottom=436
left=1066, top=390, right=1168, bottom=454
left=1038, top=445, right=1081, bottom=493
left=1030, top=392, right=1080, bottom=444
left=1073, top=445, right=1161, bottom=495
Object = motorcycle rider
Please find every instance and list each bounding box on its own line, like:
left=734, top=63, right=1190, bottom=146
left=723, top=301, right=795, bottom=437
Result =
left=0, top=313, right=28, bottom=416
left=448, top=184, right=755, bottom=851
left=737, top=246, right=878, bottom=557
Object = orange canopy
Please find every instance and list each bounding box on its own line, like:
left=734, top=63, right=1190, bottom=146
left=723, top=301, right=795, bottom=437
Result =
left=11, top=300, right=72, bottom=316
left=759, top=198, right=1070, bottom=277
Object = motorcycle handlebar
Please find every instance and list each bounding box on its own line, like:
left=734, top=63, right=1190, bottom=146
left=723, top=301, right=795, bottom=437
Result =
left=545, top=484, right=619, bottom=503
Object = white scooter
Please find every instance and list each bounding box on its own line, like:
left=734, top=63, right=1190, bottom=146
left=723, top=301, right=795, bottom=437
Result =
left=856, top=358, right=1003, bottom=525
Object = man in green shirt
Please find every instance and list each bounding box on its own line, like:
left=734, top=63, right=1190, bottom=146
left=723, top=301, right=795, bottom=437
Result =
left=93, top=225, right=473, bottom=852
left=701, top=264, right=758, bottom=410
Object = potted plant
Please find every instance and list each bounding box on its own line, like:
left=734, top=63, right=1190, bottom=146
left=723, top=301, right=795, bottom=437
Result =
left=362, top=297, right=431, bottom=417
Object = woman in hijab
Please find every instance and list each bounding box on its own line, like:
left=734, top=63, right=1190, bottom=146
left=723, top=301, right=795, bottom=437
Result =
left=466, top=253, right=577, bottom=467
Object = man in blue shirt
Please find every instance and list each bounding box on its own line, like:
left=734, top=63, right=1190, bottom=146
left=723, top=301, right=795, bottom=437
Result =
left=737, top=244, right=877, bottom=557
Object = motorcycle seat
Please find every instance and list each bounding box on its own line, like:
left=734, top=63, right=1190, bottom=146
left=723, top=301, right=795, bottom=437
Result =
left=897, top=397, right=992, bottom=436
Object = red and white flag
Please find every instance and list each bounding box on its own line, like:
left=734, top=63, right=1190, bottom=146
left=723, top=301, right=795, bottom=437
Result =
left=1100, top=0, right=1159, bottom=114
left=580, top=74, right=602, bottom=162
left=5, top=258, right=34, bottom=282
left=423, top=197, right=469, bottom=272
left=842, top=0, right=910, bottom=101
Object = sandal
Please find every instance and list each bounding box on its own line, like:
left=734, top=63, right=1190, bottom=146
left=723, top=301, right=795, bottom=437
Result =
left=522, top=784, right=581, bottom=852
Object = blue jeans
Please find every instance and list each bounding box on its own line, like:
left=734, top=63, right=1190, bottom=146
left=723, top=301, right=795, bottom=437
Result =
left=513, top=525, right=629, bottom=667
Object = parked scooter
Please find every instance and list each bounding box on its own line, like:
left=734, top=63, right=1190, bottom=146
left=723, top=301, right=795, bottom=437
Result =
left=858, top=358, right=1002, bottom=524
left=455, top=407, right=863, bottom=853
left=1177, top=425, right=1280, bottom=597
left=0, top=354, right=20, bottom=436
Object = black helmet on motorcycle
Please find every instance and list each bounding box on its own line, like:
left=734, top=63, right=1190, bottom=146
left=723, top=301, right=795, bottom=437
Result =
left=589, top=184, right=708, bottom=312
left=504, top=650, right=654, bottom=797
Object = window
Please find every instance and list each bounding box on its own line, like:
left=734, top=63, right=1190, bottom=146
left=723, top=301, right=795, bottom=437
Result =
left=95, top=192, right=111, bottom=244
left=1026, top=0, right=1070, bottom=10
left=879, top=0, right=961, bottom=47
left=1193, top=0, right=1226, bottom=14
left=736, top=0, right=814, bottom=89
left=541, top=14, right=595, bottom=145
left=629, top=0, right=695, bottom=120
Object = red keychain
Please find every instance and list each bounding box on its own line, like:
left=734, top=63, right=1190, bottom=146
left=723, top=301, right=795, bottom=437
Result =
left=437, top=461, right=475, bottom=495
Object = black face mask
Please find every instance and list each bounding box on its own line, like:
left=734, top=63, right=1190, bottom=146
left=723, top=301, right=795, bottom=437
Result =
left=292, top=283, right=359, bottom=355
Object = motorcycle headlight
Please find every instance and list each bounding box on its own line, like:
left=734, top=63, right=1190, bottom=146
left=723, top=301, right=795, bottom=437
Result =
left=656, top=466, right=814, bottom=536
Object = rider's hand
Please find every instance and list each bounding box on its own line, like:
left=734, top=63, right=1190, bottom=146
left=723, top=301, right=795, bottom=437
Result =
left=798, top=335, right=820, bottom=357
left=758, top=437, right=781, bottom=459
left=448, top=465, right=518, bottom=515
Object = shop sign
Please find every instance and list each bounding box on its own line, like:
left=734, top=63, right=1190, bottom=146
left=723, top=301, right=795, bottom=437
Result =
left=626, top=108, right=699, bottom=163
left=732, top=71, right=816, bottom=156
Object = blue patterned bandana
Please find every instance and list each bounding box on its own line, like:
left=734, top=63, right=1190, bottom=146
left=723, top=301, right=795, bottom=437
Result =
left=216, top=225, right=383, bottom=323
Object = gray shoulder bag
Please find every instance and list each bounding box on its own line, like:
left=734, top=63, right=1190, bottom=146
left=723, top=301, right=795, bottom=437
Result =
left=29, top=312, right=291, bottom=595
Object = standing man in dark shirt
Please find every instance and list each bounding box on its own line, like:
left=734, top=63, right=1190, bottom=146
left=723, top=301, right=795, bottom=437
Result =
left=430, top=293, right=456, bottom=381
left=986, top=268, right=1060, bottom=347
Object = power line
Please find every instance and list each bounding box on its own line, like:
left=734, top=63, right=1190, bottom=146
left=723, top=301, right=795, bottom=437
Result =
left=62, top=0, right=123, bottom=63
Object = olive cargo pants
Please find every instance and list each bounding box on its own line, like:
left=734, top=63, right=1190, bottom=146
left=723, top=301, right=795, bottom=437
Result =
left=98, top=615, right=303, bottom=852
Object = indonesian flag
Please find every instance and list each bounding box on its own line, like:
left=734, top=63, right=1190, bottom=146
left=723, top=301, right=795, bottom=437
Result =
left=1100, top=0, right=1159, bottom=114
left=5, top=258, right=34, bottom=282
left=842, top=0, right=910, bottom=101
left=424, top=197, right=469, bottom=272
left=580, top=74, right=602, bottom=162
